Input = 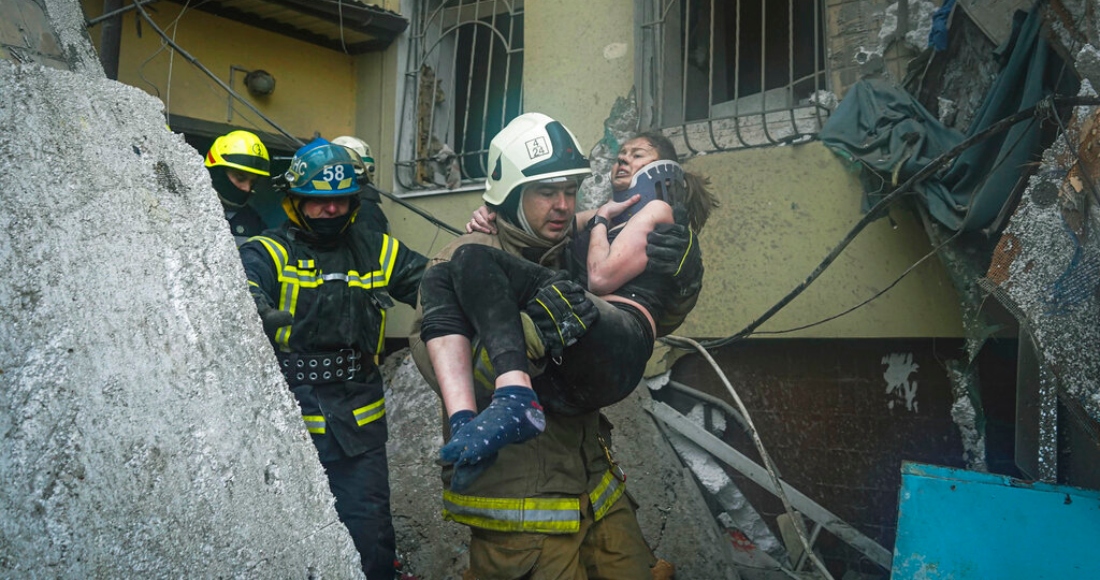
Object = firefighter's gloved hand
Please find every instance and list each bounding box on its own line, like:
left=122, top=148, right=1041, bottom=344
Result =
left=439, top=386, right=546, bottom=468
left=645, top=221, right=701, bottom=280
left=257, top=302, right=293, bottom=340
left=523, top=279, right=599, bottom=360
left=646, top=222, right=704, bottom=336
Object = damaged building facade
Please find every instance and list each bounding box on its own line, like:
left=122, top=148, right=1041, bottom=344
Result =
left=3, top=0, right=1099, bottom=577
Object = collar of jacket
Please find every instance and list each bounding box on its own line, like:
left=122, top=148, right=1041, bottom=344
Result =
left=496, top=217, right=573, bottom=267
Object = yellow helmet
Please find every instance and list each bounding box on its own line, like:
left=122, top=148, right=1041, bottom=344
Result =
left=204, top=130, right=271, bottom=176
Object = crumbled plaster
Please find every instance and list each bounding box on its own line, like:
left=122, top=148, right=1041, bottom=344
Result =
left=1076, top=46, right=1100, bottom=96
left=1045, top=0, right=1096, bottom=57
left=991, top=81, right=1100, bottom=422
left=646, top=370, right=672, bottom=391
left=809, top=90, right=840, bottom=111
left=937, top=97, right=958, bottom=126
left=665, top=403, right=785, bottom=559
left=946, top=360, right=988, bottom=472
left=855, top=0, right=939, bottom=68
left=42, top=0, right=105, bottom=74
left=881, top=0, right=939, bottom=52
left=578, top=90, right=639, bottom=212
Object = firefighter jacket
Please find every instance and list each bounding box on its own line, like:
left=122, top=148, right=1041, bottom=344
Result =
left=241, top=220, right=427, bottom=462
left=410, top=220, right=627, bottom=534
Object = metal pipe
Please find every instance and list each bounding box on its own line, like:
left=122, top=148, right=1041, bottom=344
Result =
left=86, top=0, right=157, bottom=27
left=97, top=0, right=125, bottom=80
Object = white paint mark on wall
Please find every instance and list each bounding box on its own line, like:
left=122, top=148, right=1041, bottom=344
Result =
left=603, top=42, right=627, bottom=60
left=883, top=352, right=919, bottom=412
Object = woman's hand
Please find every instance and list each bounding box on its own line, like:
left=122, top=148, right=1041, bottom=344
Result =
left=598, top=194, right=641, bottom=221
left=466, top=205, right=497, bottom=234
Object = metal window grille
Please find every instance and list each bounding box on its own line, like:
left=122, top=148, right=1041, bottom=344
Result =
left=637, top=0, right=830, bottom=154
left=396, top=0, right=524, bottom=193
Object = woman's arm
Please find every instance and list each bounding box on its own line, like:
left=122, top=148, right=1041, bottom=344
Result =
left=587, top=199, right=674, bottom=295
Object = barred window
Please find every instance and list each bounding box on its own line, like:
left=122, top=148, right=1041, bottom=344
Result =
left=637, top=0, right=830, bottom=153
left=396, top=0, right=524, bottom=194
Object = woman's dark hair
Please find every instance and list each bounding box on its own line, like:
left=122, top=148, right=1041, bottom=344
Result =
left=629, top=131, right=719, bottom=232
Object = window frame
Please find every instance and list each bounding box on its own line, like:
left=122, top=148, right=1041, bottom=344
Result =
left=394, top=0, right=524, bottom=197
left=635, top=0, right=832, bottom=155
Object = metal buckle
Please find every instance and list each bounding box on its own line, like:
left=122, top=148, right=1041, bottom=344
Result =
left=597, top=434, right=626, bottom=483
left=340, top=349, right=360, bottom=380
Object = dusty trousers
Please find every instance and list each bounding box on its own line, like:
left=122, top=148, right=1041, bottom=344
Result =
left=323, top=446, right=396, bottom=579
left=419, top=244, right=653, bottom=415
left=464, top=493, right=654, bottom=579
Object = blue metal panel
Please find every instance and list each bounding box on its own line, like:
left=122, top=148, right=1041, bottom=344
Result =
left=892, top=462, right=1100, bottom=579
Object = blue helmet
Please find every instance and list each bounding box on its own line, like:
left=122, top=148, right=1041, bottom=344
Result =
left=284, top=138, right=361, bottom=197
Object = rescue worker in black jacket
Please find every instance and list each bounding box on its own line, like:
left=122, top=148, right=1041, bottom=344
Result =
left=239, top=138, right=428, bottom=579
left=205, top=130, right=272, bottom=246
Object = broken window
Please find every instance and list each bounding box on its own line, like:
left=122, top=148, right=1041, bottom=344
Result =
left=637, top=0, right=830, bottom=152
left=396, top=0, right=524, bottom=193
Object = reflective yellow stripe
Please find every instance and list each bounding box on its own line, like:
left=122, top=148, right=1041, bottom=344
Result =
left=472, top=346, right=496, bottom=391
left=442, top=490, right=581, bottom=534
left=302, top=414, right=325, bottom=434
left=252, top=237, right=297, bottom=349
left=252, top=235, right=399, bottom=353
left=354, top=398, right=386, bottom=426
left=589, top=470, right=626, bottom=521
left=374, top=235, right=398, bottom=353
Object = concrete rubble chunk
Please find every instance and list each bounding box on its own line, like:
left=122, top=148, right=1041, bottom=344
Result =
left=0, top=3, right=362, bottom=574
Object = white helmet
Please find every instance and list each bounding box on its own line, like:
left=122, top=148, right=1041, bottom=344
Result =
left=332, top=135, right=375, bottom=180
left=483, top=112, right=591, bottom=206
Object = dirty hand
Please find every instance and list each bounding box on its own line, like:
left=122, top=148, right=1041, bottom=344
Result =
left=598, top=194, right=641, bottom=222
left=439, top=386, right=546, bottom=468
left=646, top=223, right=704, bottom=336
left=465, top=205, right=497, bottom=234
left=256, top=302, right=293, bottom=340
left=523, top=278, right=599, bottom=359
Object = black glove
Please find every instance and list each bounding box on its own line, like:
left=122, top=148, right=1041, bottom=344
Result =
left=645, top=221, right=699, bottom=278
left=256, top=302, right=293, bottom=340
left=645, top=222, right=704, bottom=336
left=523, top=277, right=599, bottom=360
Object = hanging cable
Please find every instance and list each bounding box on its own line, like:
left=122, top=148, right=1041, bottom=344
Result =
left=660, top=335, right=836, bottom=580
left=130, top=0, right=301, bottom=146
left=683, top=94, right=1100, bottom=351
left=754, top=108, right=1043, bottom=337
left=127, top=0, right=464, bottom=236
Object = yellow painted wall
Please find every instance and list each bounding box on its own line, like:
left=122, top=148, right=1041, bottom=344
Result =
left=523, top=0, right=635, bottom=150
left=678, top=143, right=964, bottom=338
left=383, top=0, right=638, bottom=335
left=83, top=1, right=357, bottom=141
left=84, top=1, right=963, bottom=340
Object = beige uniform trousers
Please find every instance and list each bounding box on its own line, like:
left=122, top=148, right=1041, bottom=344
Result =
left=464, top=493, right=654, bottom=580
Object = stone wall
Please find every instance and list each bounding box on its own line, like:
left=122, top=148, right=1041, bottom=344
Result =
left=0, top=1, right=361, bottom=575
